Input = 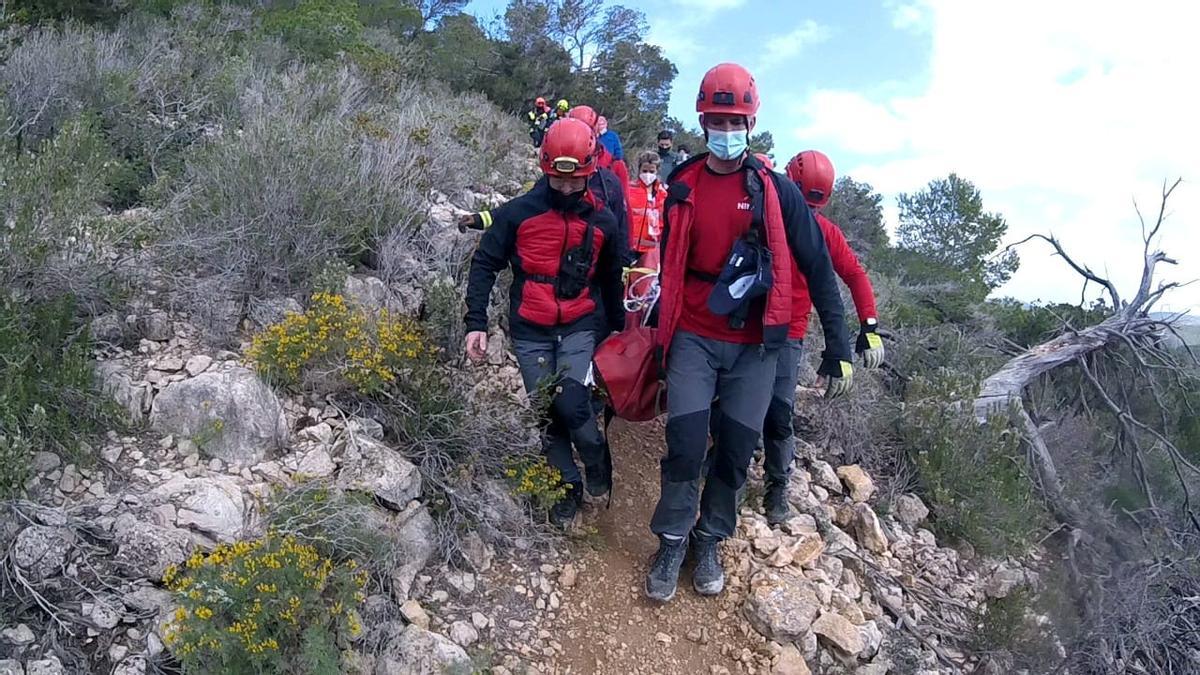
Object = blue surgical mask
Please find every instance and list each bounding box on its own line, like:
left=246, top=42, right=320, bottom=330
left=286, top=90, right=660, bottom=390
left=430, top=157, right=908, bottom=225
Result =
left=706, top=129, right=748, bottom=161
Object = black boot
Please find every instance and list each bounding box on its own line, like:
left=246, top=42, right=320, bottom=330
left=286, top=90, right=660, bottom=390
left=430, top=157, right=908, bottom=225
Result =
left=691, top=535, right=725, bottom=596
left=763, top=482, right=792, bottom=526
left=584, top=442, right=613, bottom=499
left=550, top=481, right=583, bottom=528
left=645, top=536, right=688, bottom=602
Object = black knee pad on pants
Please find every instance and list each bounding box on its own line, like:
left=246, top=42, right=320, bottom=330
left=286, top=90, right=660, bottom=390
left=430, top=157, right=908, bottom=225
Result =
left=664, top=411, right=709, bottom=481
left=763, top=395, right=793, bottom=441
left=712, top=416, right=758, bottom=488
left=551, top=378, right=593, bottom=431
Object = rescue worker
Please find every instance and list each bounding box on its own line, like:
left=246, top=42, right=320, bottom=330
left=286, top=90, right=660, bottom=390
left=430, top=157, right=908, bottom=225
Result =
left=596, top=115, right=624, bottom=161
left=464, top=119, right=625, bottom=527
left=567, top=106, right=630, bottom=194
left=527, top=97, right=551, bottom=147
left=746, top=149, right=884, bottom=522
left=622, top=151, right=667, bottom=328
left=544, top=98, right=569, bottom=128
left=656, top=130, right=682, bottom=179
left=566, top=105, right=633, bottom=264
left=627, top=151, right=666, bottom=255
left=721, top=149, right=881, bottom=525
left=646, top=63, right=853, bottom=602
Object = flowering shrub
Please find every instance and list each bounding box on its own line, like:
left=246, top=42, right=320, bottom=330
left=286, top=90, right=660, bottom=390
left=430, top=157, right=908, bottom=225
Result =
left=162, top=536, right=366, bottom=674
left=504, top=456, right=567, bottom=511
left=246, top=292, right=431, bottom=394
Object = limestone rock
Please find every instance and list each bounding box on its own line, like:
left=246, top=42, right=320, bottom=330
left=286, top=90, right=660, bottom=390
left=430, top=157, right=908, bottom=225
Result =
left=809, top=460, right=843, bottom=495
left=30, top=452, right=61, bottom=473
left=13, top=526, right=72, bottom=581
left=448, top=620, right=479, bottom=647
left=136, top=312, right=172, bottom=342
left=386, top=506, right=437, bottom=602
left=0, top=624, right=34, bottom=646
left=400, top=600, right=430, bottom=629
left=560, top=563, right=578, bottom=588
left=112, top=517, right=192, bottom=580
left=247, top=297, right=303, bottom=329
left=96, top=362, right=153, bottom=423
left=152, top=475, right=245, bottom=542
left=743, top=571, right=820, bottom=641
left=150, top=367, right=286, bottom=467
left=295, top=448, right=337, bottom=478
left=852, top=504, right=889, bottom=554
left=184, top=355, right=212, bottom=377
left=772, top=643, right=812, bottom=675
left=343, top=276, right=391, bottom=313
left=335, top=436, right=421, bottom=510
left=0, top=659, right=23, bottom=675
left=375, top=626, right=470, bottom=675
left=25, top=657, right=63, bottom=675
left=122, top=586, right=174, bottom=613
left=895, top=494, right=930, bottom=529
left=986, top=564, right=1030, bottom=599
left=812, top=612, right=863, bottom=655
left=836, top=465, right=875, bottom=502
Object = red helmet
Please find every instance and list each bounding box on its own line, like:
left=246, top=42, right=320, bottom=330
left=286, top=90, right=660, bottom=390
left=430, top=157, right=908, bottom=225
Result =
left=786, top=150, right=836, bottom=209
left=535, top=96, right=546, bottom=107
left=696, top=63, right=759, bottom=116
left=754, top=153, right=774, bottom=170
left=567, top=105, right=599, bottom=132
left=539, top=118, right=598, bottom=177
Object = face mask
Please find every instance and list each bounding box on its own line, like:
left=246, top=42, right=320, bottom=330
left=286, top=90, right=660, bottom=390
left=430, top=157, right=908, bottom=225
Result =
left=657, top=146, right=671, bottom=156
left=639, top=172, right=657, bottom=186
left=597, top=121, right=608, bottom=135
left=549, top=187, right=585, bottom=211
left=706, top=129, right=748, bottom=161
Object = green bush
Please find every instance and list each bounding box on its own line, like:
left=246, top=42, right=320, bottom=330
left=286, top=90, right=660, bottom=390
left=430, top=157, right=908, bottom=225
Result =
left=0, top=295, right=115, bottom=497
left=898, top=368, right=1046, bottom=557
left=0, top=113, right=122, bottom=304
left=162, top=536, right=366, bottom=674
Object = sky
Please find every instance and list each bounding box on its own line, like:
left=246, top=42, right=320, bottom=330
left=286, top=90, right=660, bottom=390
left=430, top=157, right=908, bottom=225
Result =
left=465, top=0, right=1200, bottom=313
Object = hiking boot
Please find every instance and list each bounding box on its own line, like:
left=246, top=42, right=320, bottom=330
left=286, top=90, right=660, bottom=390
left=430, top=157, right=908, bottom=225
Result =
left=691, top=535, right=725, bottom=596
left=584, top=443, right=613, bottom=499
left=645, top=536, right=688, bottom=602
left=764, top=483, right=792, bottom=526
left=549, top=481, right=583, bottom=528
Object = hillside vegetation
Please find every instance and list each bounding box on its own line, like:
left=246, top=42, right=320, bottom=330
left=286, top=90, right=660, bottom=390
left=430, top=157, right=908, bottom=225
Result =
left=2, top=2, right=1199, bottom=674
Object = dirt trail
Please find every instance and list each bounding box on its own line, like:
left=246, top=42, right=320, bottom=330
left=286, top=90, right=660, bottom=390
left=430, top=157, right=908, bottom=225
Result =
left=545, top=420, right=758, bottom=674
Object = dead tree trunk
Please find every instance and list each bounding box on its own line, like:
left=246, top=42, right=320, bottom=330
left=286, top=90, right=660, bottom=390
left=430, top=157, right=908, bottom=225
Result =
left=972, top=179, right=1190, bottom=533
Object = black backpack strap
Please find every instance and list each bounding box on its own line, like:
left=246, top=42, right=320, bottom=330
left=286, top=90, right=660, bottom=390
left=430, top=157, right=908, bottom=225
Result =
left=742, top=165, right=767, bottom=246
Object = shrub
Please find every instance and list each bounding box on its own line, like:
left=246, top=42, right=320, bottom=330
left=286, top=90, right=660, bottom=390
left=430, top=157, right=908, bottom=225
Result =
left=898, top=368, right=1046, bottom=557
left=246, top=292, right=431, bottom=395
left=0, top=295, right=115, bottom=497
left=504, top=456, right=567, bottom=512
left=0, top=113, right=124, bottom=306
left=162, top=536, right=367, bottom=674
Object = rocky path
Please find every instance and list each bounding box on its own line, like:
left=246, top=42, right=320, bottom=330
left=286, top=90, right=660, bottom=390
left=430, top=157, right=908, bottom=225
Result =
left=547, top=420, right=752, bottom=674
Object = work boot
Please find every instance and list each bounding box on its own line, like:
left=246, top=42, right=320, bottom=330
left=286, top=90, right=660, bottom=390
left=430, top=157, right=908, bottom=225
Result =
left=645, top=536, right=688, bottom=602
left=763, top=482, right=792, bottom=526
left=549, top=481, right=583, bottom=528
left=584, top=442, right=613, bottom=499
left=691, top=535, right=725, bottom=596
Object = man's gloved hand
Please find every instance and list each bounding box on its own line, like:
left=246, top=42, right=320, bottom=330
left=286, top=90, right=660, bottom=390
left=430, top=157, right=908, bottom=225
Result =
left=855, top=319, right=885, bottom=369
left=457, top=212, right=491, bottom=233
left=817, top=357, right=854, bottom=399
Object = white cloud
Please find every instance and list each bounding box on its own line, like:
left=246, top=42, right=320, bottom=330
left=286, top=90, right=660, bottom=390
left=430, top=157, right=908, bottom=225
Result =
left=789, top=0, right=1200, bottom=310
left=884, top=0, right=930, bottom=32
left=757, top=20, right=831, bottom=72
left=645, top=0, right=748, bottom=68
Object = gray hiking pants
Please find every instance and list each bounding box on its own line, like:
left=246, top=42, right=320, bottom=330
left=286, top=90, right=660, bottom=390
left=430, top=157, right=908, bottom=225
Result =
left=514, top=333, right=606, bottom=485
left=706, top=338, right=803, bottom=490
left=650, top=331, right=779, bottom=541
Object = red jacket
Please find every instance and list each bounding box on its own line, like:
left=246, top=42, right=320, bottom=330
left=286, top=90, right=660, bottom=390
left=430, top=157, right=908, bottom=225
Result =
left=465, top=178, right=625, bottom=341
left=626, top=179, right=666, bottom=253
left=790, top=213, right=878, bottom=339
left=657, top=154, right=851, bottom=362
